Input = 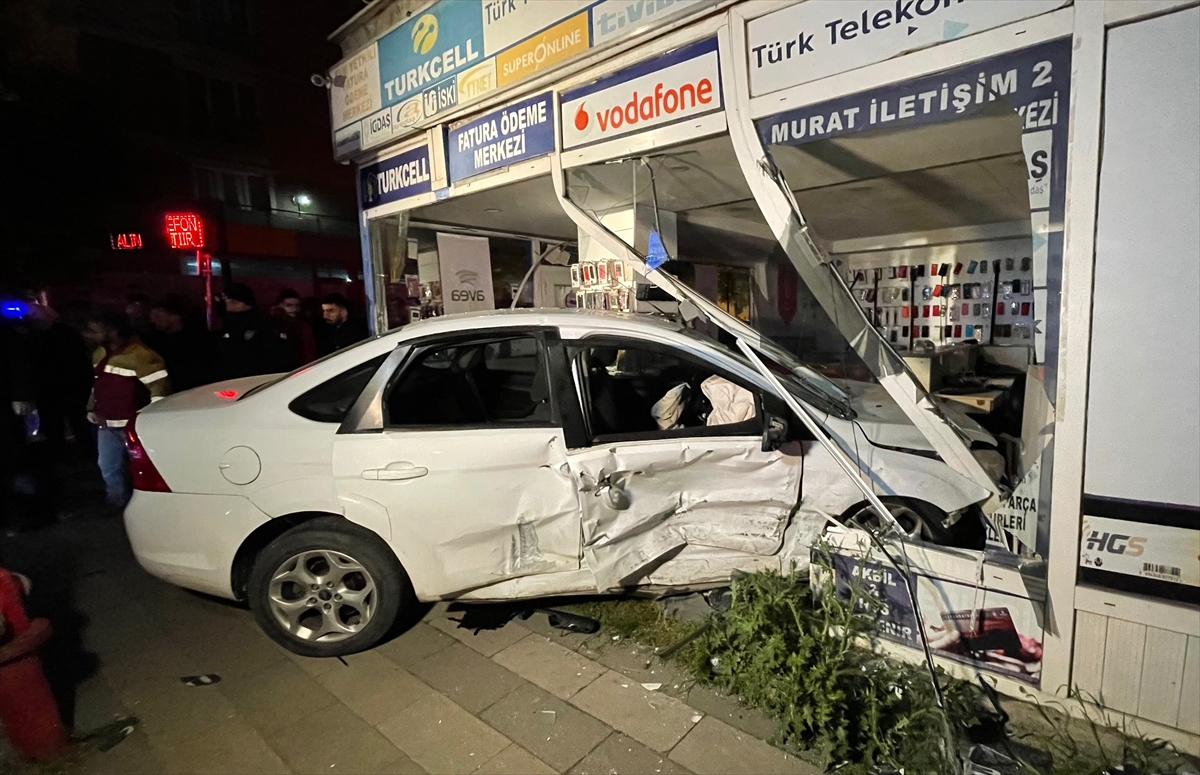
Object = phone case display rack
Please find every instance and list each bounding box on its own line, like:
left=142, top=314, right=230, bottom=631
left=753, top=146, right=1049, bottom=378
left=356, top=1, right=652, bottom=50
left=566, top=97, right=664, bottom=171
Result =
left=572, top=259, right=637, bottom=312
left=847, top=257, right=1036, bottom=350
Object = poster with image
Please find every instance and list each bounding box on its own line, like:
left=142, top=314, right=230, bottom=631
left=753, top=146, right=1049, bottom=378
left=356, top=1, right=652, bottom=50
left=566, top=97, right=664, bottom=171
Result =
left=833, top=553, right=1044, bottom=684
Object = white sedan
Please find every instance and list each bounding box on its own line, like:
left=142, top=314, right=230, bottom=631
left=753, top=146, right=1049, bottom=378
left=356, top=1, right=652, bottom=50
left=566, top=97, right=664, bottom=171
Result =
left=124, top=309, right=994, bottom=656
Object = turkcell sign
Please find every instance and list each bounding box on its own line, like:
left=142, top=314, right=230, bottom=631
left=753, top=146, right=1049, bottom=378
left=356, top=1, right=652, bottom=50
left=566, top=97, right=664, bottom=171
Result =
left=379, top=1, right=484, bottom=108
left=561, top=38, right=721, bottom=150
left=448, top=92, right=555, bottom=183
left=746, top=0, right=1067, bottom=97
left=360, top=144, right=433, bottom=210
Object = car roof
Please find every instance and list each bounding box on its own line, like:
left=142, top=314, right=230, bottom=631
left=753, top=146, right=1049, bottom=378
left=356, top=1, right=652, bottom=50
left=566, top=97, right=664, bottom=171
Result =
left=381, top=308, right=687, bottom=343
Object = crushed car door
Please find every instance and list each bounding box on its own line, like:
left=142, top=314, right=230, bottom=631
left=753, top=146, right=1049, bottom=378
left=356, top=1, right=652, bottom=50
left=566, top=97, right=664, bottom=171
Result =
left=332, top=331, right=580, bottom=597
left=563, top=336, right=803, bottom=591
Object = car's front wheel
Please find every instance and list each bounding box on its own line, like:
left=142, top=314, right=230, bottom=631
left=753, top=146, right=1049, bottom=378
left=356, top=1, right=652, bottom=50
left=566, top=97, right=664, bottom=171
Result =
left=248, top=517, right=412, bottom=657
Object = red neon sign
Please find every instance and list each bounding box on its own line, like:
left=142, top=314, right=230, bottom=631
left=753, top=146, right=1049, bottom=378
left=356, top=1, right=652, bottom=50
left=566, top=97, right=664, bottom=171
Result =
left=165, top=212, right=205, bottom=249
left=110, top=233, right=144, bottom=250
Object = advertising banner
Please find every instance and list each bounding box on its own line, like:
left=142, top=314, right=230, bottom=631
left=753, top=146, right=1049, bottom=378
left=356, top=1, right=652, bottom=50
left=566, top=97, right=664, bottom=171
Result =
left=1079, top=515, right=1200, bottom=591
left=560, top=37, right=722, bottom=150
left=833, top=553, right=1044, bottom=685
left=360, top=144, right=433, bottom=212
left=329, top=0, right=719, bottom=157
left=496, top=11, right=590, bottom=87
left=438, top=234, right=495, bottom=314
left=448, top=92, right=555, bottom=183
left=746, top=0, right=1067, bottom=98
left=330, top=43, right=382, bottom=130
left=591, top=0, right=707, bottom=47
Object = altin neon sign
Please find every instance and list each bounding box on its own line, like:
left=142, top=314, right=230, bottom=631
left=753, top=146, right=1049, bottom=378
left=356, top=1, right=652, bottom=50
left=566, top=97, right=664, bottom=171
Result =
left=110, top=233, right=144, bottom=250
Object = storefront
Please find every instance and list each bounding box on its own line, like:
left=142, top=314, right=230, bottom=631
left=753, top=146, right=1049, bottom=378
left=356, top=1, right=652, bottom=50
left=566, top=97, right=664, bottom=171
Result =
left=327, top=0, right=1200, bottom=750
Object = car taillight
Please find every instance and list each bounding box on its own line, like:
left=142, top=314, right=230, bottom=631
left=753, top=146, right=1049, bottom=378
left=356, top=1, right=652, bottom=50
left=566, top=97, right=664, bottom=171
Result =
left=125, top=417, right=171, bottom=493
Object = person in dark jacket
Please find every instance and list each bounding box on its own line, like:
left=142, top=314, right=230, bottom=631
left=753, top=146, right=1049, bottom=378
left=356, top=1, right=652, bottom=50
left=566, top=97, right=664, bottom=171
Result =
left=1, top=312, right=36, bottom=535
left=148, top=297, right=216, bottom=391
left=24, top=292, right=94, bottom=456
left=272, top=289, right=317, bottom=370
left=216, top=283, right=288, bottom=379
left=316, top=293, right=369, bottom=357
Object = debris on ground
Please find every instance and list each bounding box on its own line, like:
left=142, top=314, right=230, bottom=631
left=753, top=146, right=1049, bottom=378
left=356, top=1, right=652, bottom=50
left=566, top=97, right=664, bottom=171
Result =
left=179, top=674, right=221, bottom=687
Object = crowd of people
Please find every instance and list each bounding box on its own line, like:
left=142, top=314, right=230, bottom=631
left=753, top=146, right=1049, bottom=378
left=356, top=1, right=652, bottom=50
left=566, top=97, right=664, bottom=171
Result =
left=1, top=285, right=369, bottom=535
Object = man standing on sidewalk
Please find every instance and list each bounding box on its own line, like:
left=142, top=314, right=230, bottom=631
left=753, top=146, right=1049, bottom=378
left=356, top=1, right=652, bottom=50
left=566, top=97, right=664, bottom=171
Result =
left=86, top=309, right=170, bottom=510
left=316, top=293, right=369, bottom=357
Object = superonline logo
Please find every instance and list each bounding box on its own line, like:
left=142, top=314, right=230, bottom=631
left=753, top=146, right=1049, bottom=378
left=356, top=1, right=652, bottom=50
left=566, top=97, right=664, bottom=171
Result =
left=574, top=77, right=715, bottom=135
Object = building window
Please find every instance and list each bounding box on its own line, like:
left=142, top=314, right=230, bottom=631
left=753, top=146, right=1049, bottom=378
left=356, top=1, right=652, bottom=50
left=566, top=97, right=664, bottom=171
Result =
left=196, top=166, right=271, bottom=211
left=176, top=0, right=258, bottom=45
left=184, top=71, right=261, bottom=143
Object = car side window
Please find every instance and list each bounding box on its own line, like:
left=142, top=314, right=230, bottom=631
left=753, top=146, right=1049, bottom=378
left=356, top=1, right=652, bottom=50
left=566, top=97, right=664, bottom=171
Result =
left=570, top=340, right=761, bottom=443
left=386, top=335, right=552, bottom=427
left=289, top=354, right=388, bottom=423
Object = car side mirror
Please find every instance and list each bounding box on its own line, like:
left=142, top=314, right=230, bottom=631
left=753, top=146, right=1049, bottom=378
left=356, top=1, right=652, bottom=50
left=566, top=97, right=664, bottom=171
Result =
left=761, top=412, right=788, bottom=452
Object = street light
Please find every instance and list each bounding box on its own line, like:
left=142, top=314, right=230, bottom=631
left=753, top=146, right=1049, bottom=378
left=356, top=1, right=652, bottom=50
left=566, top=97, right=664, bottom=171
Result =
left=292, top=193, right=312, bottom=213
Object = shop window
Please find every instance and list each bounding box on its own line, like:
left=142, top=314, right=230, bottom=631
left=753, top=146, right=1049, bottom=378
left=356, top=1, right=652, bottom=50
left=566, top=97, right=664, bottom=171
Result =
left=564, top=135, right=863, bottom=376
left=386, top=337, right=551, bottom=427
left=570, top=339, right=760, bottom=443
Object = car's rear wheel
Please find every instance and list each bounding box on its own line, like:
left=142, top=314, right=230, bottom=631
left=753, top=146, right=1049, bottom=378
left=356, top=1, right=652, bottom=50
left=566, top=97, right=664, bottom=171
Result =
left=248, top=517, right=412, bottom=657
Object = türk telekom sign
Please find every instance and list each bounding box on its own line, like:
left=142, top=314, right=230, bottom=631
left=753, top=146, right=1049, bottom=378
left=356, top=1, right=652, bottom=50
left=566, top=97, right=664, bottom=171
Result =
left=561, top=38, right=722, bottom=150
left=746, top=0, right=1067, bottom=98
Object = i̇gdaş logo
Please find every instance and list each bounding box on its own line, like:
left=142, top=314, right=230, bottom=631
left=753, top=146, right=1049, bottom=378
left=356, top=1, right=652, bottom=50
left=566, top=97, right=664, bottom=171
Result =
left=561, top=41, right=721, bottom=149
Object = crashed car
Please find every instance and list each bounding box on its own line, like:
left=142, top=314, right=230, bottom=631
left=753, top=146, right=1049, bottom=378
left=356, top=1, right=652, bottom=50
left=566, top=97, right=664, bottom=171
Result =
left=123, top=308, right=997, bottom=656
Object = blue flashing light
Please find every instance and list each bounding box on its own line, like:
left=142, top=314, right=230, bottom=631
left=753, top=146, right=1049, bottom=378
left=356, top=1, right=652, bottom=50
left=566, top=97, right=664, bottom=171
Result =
left=1, top=301, right=29, bottom=319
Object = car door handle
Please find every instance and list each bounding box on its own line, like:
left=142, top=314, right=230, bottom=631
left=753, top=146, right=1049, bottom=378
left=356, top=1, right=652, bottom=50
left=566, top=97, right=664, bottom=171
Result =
left=362, top=465, right=428, bottom=481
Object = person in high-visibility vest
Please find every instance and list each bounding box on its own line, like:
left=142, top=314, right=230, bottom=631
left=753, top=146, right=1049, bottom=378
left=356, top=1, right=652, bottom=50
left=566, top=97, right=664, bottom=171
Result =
left=85, top=309, right=170, bottom=509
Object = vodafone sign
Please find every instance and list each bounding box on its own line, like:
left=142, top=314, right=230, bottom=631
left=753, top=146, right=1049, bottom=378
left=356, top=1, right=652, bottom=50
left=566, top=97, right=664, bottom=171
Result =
left=561, top=38, right=721, bottom=150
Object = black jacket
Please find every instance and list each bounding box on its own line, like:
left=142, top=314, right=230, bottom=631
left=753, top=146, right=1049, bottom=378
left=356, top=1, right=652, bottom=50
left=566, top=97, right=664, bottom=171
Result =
left=146, top=323, right=217, bottom=391
left=216, top=309, right=288, bottom=380
left=316, top=318, right=369, bottom=357
left=30, top=320, right=92, bottom=416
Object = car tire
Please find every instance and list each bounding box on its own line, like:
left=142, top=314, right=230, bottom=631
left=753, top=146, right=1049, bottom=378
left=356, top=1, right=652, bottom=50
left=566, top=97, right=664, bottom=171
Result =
left=846, top=497, right=953, bottom=545
left=248, top=517, right=412, bottom=658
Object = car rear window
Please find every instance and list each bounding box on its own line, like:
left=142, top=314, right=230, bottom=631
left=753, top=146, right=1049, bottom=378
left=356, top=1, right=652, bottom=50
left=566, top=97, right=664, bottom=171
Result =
left=288, top=354, right=387, bottom=423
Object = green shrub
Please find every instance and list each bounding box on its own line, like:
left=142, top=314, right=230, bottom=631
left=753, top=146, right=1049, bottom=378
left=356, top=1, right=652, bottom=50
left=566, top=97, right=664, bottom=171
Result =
left=686, top=558, right=982, bottom=773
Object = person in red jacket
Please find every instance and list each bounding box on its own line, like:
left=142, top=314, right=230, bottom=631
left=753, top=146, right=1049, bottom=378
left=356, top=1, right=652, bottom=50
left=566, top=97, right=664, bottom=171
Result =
left=85, top=309, right=170, bottom=508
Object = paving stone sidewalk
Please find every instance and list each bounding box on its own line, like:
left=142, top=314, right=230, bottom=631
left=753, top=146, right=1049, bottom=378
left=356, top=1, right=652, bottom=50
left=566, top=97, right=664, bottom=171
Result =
left=9, top=518, right=819, bottom=775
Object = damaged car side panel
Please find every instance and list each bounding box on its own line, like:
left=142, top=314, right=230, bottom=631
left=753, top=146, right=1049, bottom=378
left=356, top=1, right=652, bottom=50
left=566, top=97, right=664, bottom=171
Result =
left=333, top=428, right=582, bottom=599
left=568, top=439, right=802, bottom=591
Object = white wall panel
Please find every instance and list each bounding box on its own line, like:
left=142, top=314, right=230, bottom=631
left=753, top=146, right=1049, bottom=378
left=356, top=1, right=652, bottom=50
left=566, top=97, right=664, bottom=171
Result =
left=1073, top=611, right=1109, bottom=699
left=1179, top=636, right=1200, bottom=734
left=1137, top=628, right=1189, bottom=727
left=1084, top=6, right=1200, bottom=506
left=1101, top=618, right=1146, bottom=713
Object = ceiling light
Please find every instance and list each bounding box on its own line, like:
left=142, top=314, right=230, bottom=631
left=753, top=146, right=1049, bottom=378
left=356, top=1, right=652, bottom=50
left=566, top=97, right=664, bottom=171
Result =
left=485, top=208, right=501, bottom=213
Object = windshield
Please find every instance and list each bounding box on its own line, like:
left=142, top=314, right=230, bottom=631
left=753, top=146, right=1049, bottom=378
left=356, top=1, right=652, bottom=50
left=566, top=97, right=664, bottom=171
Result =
left=563, top=135, right=862, bottom=419
left=677, top=326, right=852, bottom=418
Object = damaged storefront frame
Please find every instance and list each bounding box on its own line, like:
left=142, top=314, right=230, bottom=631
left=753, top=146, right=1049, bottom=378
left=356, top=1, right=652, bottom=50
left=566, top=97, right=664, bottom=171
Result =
left=547, top=13, right=1074, bottom=690
left=722, top=7, right=1077, bottom=692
